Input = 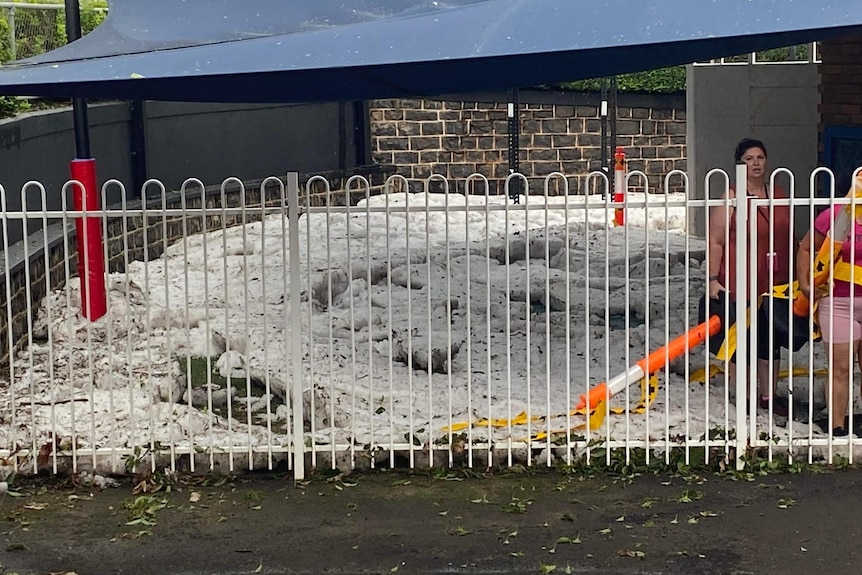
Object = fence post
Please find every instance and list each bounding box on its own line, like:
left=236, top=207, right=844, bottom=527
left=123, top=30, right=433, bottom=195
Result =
left=65, top=0, right=106, bottom=321
left=8, top=7, right=16, bottom=61
left=287, top=171, right=305, bottom=481
left=734, top=163, right=749, bottom=470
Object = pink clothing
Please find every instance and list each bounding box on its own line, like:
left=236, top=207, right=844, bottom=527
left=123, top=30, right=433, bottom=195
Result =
left=814, top=205, right=862, bottom=298
left=817, top=296, right=862, bottom=343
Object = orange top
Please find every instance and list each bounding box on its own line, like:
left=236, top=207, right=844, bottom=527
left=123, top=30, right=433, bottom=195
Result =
left=718, top=185, right=793, bottom=301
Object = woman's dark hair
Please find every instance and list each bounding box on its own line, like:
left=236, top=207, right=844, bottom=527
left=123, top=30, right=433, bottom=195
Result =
left=734, top=138, right=768, bottom=163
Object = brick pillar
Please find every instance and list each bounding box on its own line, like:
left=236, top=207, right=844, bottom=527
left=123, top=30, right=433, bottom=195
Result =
left=818, top=34, right=862, bottom=184
left=820, top=35, right=862, bottom=127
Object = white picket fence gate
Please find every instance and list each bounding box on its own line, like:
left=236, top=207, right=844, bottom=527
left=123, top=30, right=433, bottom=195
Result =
left=0, top=166, right=859, bottom=480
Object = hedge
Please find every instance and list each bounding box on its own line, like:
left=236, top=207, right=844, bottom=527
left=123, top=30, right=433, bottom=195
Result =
left=0, top=0, right=107, bottom=118
left=554, top=44, right=811, bottom=94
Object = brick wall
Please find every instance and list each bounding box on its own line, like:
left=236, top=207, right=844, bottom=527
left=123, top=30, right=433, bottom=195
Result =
left=819, top=34, right=862, bottom=131
left=1, top=93, right=689, bottom=367
left=369, top=92, right=687, bottom=195
left=818, top=33, right=862, bottom=195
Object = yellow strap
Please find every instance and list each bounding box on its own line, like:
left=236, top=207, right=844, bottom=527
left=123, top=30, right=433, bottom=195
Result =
left=530, top=375, right=659, bottom=441
left=690, top=362, right=829, bottom=384
left=442, top=373, right=659, bottom=438
left=717, top=279, right=825, bottom=361
left=689, top=363, right=724, bottom=384
left=532, top=398, right=608, bottom=441
left=715, top=307, right=750, bottom=362
left=808, top=182, right=862, bottom=287
left=716, top=176, right=862, bottom=362
left=770, top=280, right=821, bottom=339
left=830, top=260, right=862, bottom=287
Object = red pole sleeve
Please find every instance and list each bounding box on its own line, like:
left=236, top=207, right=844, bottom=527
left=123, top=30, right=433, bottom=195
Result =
left=613, top=146, right=625, bottom=226
left=70, top=158, right=107, bottom=320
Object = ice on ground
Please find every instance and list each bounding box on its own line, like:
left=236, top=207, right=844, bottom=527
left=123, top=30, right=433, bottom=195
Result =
left=0, top=191, right=849, bottom=467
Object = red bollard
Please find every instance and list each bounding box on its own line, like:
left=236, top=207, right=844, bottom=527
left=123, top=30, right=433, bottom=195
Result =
left=613, top=146, right=626, bottom=226
left=70, top=158, right=107, bottom=320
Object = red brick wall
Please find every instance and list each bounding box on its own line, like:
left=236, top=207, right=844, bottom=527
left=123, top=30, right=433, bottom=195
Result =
left=818, top=34, right=862, bottom=154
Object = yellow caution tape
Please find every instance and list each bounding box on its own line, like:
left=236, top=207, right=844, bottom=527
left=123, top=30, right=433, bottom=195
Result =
left=716, top=279, right=824, bottom=361
left=689, top=363, right=829, bottom=384
left=527, top=375, right=659, bottom=442
left=442, top=374, right=660, bottom=440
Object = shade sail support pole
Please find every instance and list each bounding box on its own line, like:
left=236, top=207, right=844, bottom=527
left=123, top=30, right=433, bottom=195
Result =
left=65, top=0, right=106, bottom=320
left=507, top=87, right=520, bottom=203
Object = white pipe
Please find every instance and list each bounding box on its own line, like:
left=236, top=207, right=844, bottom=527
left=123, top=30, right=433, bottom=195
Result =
left=287, top=172, right=305, bottom=481
left=734, top=163, right=748, bottom=470
left=606, top=364, right=646, bottom=397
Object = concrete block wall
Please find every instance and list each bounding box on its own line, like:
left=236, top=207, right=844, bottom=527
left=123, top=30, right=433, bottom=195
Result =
left=0, top=101, right=368, bottom=247
left=687, top=59, right=821, bottom=236
left=369, top=93, right=687, bottom=195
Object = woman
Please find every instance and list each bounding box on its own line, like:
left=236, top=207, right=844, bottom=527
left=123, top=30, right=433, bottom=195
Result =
left=797, top=172, right=862, bottom=436
left=703, top=138, right=794, bottom=416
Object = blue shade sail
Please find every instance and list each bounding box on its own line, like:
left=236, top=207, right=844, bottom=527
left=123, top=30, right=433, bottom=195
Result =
left=0, top=0, right=859, bottom=103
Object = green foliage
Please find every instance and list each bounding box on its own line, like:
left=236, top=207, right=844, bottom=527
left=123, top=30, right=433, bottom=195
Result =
left=56, top=0, right=109, bottom=49
left=0, top=0, right=107, bottom=64
left=1, top=1, right=61, bottom=62
left=0, top=1, right=106, bottom=118
left=554, top=43, right=811, bottom=94
left=559, top=66, right=687, bottom=94
left=0, top=94, right=30, bottom=118
left=729, top=44, right=812, bottom=64
left=0, top=7, right=11, bottom=63
left=80, top=0, right=108, bottom=35
left=554, top=440, right=851, bottom=484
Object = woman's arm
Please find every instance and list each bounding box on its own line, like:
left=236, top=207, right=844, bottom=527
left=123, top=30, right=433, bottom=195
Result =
left=796, top=228, right=827, bottom=298
left=706, top=191, right=730, bottom=298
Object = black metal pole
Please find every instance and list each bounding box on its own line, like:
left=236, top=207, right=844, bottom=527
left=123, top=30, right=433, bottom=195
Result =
left=64, top=0, right=91, bottom=159
left=353, top=101, right=371, bottom=166
left=65, top=0, right=106, bottom=320
left=337, top=101, right=348, bottom=170
left=508, top=87, right=521, bottom=202
left=129, top=100, right=149, bottom=197
left=600, top=77, right=609, bottom=188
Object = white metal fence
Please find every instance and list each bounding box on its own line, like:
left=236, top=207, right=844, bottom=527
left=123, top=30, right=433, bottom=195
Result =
left=693, top=42, right=821, bottom=66
left=0, top=167, right=860, bottom=480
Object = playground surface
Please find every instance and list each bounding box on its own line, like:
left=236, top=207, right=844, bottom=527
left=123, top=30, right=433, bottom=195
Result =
left=1, top=465, right=861, bottom=575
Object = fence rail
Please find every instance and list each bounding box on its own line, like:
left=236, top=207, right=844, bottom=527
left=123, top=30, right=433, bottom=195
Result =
left=0, top=167, right=861, bottom=481
left=693, top=42, right=821, bottom=66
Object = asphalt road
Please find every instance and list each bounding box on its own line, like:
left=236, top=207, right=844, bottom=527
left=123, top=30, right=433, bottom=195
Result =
left=1, top=465, right=861, bottom=575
